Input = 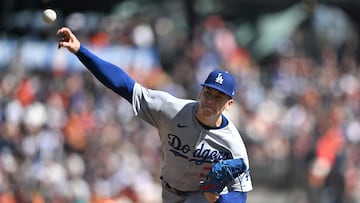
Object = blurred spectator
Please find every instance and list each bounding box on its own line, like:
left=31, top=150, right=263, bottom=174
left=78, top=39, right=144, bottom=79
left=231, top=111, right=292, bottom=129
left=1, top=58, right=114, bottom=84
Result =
left=1, top=1, right=360, bottom=203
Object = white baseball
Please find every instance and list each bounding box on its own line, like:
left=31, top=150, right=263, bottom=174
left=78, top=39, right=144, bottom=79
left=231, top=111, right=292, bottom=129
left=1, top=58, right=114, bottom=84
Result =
left=42, top=9, right=57, bottom=23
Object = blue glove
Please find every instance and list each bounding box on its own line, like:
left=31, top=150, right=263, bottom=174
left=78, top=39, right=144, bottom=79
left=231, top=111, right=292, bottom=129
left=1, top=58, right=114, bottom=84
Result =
left=216, top=191, right=247, bottom=203
left=200, top=158, right=246, bottom=194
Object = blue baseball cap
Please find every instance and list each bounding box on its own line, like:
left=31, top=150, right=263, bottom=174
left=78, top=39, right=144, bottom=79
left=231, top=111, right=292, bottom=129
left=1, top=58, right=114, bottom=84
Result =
left=201, top=70, right=236, bottom=98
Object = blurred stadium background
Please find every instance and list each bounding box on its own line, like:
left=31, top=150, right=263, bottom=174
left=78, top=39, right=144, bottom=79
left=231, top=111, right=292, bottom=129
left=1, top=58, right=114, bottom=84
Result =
left=1, top=0, right=360, bottom=203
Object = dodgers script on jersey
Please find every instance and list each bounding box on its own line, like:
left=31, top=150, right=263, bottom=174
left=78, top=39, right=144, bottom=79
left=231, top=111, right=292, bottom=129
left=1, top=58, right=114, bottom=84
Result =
left=132, top=83, right=253, bottom=193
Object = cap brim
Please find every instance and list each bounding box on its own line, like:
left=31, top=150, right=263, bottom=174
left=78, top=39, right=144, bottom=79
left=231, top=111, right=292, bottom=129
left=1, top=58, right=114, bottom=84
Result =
left=201, top=84, right=233, bottom=98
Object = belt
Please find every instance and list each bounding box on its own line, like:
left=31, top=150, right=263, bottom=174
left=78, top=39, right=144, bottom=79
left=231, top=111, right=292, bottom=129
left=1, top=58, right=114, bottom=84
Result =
left=160, top=177, right=195, bottom=196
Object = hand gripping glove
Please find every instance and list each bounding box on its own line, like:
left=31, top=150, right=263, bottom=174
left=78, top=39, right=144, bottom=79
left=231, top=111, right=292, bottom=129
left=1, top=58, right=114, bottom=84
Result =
left=200, top=158, right=246, bottom=194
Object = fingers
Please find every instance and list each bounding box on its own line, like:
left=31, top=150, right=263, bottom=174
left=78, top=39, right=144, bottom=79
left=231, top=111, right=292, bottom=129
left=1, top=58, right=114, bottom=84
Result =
left=58, top=40, right=70, bottom=49
left=204, top=192, right=220, bottom=203
left=58, top=37, right=69, bottom=49
left=56, top=27, right=71, bottom=36
left=57, top=27, right=70, bottom=49
left=56, top=27, right=80, bottom=53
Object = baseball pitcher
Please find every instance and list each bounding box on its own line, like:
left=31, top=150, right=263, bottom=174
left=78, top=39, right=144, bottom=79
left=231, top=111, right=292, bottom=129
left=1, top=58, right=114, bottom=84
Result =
left=57, top=27, right=253, bottom=203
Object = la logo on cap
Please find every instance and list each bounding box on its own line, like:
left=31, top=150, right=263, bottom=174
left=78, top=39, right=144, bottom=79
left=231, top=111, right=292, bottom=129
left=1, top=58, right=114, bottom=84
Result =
left=201, top=70, right=236, bottom=98
left=215, top=73, right=224, bottom=84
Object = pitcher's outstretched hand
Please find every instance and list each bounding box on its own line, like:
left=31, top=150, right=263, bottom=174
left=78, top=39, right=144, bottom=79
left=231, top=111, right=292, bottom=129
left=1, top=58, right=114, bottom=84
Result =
left=57, top=27, right=80, bottom=54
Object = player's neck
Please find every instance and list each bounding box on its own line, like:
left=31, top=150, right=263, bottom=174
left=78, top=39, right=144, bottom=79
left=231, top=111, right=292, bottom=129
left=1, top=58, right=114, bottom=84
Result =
left=195, top=111, right=222, bottom=128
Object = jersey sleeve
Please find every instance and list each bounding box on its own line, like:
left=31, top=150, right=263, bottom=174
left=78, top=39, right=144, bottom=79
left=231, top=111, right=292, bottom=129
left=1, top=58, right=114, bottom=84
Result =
left=131, top=83, right=170, bottom=127
left=131, top=83, right=192, bottom=128
left=75, top=45, right=135, bottom=102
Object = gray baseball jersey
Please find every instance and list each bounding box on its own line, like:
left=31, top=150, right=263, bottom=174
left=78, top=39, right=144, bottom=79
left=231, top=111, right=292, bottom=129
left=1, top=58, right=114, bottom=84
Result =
left=132, top=83, right=253, bottom=193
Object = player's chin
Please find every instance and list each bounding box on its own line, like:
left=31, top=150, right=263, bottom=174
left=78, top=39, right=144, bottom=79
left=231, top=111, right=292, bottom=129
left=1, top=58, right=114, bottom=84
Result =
left=199, top=105, right=219, bottom=118
left=201, top=108, right=215, bottom=116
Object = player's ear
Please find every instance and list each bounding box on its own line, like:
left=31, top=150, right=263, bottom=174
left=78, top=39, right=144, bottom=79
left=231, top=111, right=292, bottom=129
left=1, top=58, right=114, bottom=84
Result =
left=225, top=99, right=234, bottom=110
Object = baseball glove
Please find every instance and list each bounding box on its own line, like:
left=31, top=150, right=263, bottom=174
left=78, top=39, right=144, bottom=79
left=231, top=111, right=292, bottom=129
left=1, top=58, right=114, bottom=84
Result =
left=200, top=158, right=246, bottom=194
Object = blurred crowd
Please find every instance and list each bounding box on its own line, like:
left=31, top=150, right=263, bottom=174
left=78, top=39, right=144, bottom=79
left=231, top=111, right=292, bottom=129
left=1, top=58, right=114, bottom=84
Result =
left=1, top=2, right=360, bottom=203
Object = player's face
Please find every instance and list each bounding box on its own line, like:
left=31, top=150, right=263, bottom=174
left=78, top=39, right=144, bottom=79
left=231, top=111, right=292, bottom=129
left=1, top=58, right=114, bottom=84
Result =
left=198, top=87, right=233, bottom=117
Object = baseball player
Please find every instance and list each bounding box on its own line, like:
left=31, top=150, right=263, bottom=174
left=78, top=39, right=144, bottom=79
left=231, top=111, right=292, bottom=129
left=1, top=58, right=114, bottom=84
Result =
left=57, top=27, right=253, bottom=203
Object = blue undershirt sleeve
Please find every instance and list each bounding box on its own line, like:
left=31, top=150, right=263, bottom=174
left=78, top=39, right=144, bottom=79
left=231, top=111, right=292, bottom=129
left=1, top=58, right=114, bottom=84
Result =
left=75, top=45, right=135, bottom=103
